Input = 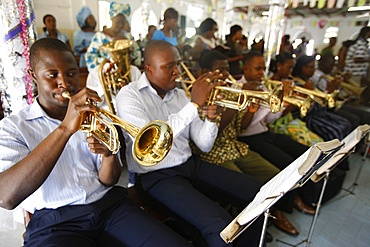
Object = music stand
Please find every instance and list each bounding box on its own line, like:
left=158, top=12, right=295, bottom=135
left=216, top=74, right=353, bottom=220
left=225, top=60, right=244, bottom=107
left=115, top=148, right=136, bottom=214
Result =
left=276, top=125, right=370, bottom=247
left=342, top=132, right=370, bottom=195
left=220, top=139, right=343, bottom=247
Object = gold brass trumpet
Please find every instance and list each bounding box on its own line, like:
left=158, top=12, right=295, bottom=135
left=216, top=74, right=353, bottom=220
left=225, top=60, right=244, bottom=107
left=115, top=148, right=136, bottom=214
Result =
left=98, top=39, right=133, bottom=113
left=265, top=79, right=313, bottom=117
left=62, top=91, right=173, bottom=167
left=178, top=62, right=283, bottom=113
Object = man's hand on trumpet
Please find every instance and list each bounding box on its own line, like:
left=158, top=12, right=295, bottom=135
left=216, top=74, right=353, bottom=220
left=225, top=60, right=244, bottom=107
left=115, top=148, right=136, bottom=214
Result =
left=191, top=70, right=225, bottom=121
left=61, top=88, right=102, bottom=135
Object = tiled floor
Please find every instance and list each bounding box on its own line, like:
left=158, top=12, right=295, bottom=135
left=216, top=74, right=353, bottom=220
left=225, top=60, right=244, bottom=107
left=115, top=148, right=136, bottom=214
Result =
left=266, top=146, right=370, bottom=247
left=1, top=145, right=369, bottom=247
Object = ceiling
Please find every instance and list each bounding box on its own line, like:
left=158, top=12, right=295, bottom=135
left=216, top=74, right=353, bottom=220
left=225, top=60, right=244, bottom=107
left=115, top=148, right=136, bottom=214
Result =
left=234, top=1, right=370, bottom=18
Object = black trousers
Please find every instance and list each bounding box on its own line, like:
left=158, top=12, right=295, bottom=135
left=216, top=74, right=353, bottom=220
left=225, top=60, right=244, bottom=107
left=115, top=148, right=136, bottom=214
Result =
left=137, top=155, right=265, bottom=247
left=24, top=186, right=191, bottom=247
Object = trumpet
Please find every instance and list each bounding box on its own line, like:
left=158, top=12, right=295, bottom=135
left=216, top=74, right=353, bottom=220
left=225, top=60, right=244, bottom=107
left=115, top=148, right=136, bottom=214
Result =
left=266, top=78, right=337, bottom=109
left=178, top=62, right=283, bottom=113
left=62, top=91, right=173, bottom=167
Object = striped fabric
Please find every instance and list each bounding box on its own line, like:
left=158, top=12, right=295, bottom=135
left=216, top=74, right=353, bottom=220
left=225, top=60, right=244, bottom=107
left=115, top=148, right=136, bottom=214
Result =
left=0, top=100, right=110, bottom=214
left=344, top=38, right=370, bottom=77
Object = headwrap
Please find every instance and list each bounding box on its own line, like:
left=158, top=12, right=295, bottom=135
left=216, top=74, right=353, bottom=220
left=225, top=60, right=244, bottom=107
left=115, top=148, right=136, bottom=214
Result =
left=76, top=6, right=92, bottom=27
left=109, top=2, right=131, bottom=20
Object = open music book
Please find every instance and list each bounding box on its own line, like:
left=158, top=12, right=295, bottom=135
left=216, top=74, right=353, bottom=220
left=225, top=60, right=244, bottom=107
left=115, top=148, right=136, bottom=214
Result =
left=310, top=124, right=370, bottom=182
left=220, top=138, right=344, bottom=243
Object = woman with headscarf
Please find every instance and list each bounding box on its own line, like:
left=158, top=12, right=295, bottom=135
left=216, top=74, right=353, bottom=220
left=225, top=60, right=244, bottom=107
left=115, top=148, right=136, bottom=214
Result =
left=151, top=8, right=179, bottom=46
left=85, top=1, right=141, bottom=71
left=73, top=6, right=96, bottom=68
left=38, top=14, right=71, bottom=50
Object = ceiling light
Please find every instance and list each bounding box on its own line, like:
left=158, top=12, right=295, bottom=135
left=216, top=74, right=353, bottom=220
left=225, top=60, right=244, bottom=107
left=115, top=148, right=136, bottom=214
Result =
left=348, top=6, right=370, bottom=11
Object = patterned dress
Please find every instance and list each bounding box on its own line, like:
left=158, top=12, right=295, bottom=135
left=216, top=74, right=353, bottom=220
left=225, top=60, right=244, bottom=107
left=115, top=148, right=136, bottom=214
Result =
left=85, top=32, right=141, bottom=72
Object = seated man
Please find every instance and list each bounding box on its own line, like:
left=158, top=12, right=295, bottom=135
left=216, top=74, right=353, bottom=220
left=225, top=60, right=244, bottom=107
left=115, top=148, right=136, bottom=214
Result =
left=237, top=51, right=316, bottom=214
left=0, top=38, right=190, bottom=247
left=193, top=50, right=300, bottom=236
left=116, top=40, right=264, bottom=246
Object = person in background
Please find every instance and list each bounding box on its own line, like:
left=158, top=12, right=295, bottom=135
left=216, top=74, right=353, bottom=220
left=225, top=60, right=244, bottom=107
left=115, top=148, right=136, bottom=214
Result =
left=85, top=2, right=141, bottom=71
left=139, top=25, right=156, bottom=50
left=116, top=40, right=264, bottom=247
left=223, top=25, right=244, bottom=78
left=321, top=37, right=337, bottom=56
left=336, top=40, right=355, bottom=72
left=0, top=38, right=191, bottom=247
left=279, top=34, right=293, bottom=55
left=292, top=55, right=352, bottom=142
left=187, top=18, right=219, bottom=77
left=188, top=18, right=219, bottom=61
left=239, top=35, right=249, bottom=54
left=38, top=14, right=71, bottom=50
left=344, top=26, right=370, bottom=86
left=151, top=8, right=179, bottom=46
left=294, top=37, right=308, bottom=58
left=73, top=6, right=96, bottom=68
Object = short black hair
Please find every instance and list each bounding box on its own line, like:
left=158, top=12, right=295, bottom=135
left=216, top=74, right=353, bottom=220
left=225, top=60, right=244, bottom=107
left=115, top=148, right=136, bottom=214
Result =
left=163, top=8, right=179, bottom=20
left=144, top=40, right=175, bottom=64
left=43, top=14, right=55, bottom=24
left=230, top=25, right=242, bottom=36
left=199, top=50, right=227, bottom=70
left=292, top=55, right=315, bottom=77
left=197, top=18, right=217, bottom=34
left=243, top=50, right=264, bottom=65
left=269, top=52, right=294, bottom=73
left=29, top=38, right=72, bottom=69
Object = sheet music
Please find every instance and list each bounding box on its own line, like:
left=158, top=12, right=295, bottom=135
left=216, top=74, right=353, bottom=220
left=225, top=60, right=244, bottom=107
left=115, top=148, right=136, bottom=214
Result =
left=221, top=126, right=370, bottom=243
left=311, top=124, right=370, bottom=182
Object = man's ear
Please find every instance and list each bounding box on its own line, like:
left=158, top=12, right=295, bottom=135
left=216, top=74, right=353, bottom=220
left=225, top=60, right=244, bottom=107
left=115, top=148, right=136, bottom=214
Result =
left=28, top=69, right=37, bottom=85
left=144, top=64, right=151, bottom=75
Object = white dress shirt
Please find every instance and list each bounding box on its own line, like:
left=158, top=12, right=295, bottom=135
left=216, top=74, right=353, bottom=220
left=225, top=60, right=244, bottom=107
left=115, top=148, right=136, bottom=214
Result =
left=116, top=73, right=218, bottom=174
left=0, top=100, right=110, bottom=214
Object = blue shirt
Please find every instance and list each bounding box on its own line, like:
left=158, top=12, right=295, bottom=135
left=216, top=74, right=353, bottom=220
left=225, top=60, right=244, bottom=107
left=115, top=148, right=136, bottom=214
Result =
left=151, top=30, right=178, bottom=46
left=73, top=30, right=95, bottom=67
left=0, top=100, right=110, bottom=213
left=38, top=30, right=70, bottom=44
left=116, top=73, right=218, bottom=174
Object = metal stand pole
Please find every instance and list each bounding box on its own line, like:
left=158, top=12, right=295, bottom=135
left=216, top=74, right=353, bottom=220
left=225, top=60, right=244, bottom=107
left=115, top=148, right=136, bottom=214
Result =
left=342, top=138, right=370, bottom=195
left=304, top=170, right=330, bottom=246
left=276, top=170, right=330, bottom=247
left=259, top=209, right=272, bottom=247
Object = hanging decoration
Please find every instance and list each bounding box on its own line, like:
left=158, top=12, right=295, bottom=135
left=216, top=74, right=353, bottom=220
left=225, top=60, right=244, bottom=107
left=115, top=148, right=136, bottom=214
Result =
left=336, top=0, right=345, bottom=8
left=0, top=0, right=36, bottom=115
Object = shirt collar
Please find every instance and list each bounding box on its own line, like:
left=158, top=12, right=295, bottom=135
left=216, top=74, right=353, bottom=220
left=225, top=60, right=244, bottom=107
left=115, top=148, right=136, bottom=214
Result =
left=137, top=72, right=177, bottom=101
left=26, top=98, right=61, bottom=123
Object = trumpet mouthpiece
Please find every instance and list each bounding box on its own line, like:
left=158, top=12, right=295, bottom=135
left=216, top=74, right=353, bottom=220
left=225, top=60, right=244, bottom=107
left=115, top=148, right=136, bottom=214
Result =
left=62, top=91, right=71, bottom=99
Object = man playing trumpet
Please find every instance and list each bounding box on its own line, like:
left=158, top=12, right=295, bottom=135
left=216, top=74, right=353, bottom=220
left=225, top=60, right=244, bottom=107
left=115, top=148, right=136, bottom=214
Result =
left=0, top=38, right=191, bottom=247
left=312, top=54, right=369, bottom=126
left=116, top=40, right=265, bottom=246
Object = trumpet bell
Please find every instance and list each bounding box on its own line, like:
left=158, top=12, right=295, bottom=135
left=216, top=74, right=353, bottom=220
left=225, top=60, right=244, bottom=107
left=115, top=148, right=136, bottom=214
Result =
left=133, top=120, right=173, bottom=166
left=62, top=91, right=173, bottom=167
